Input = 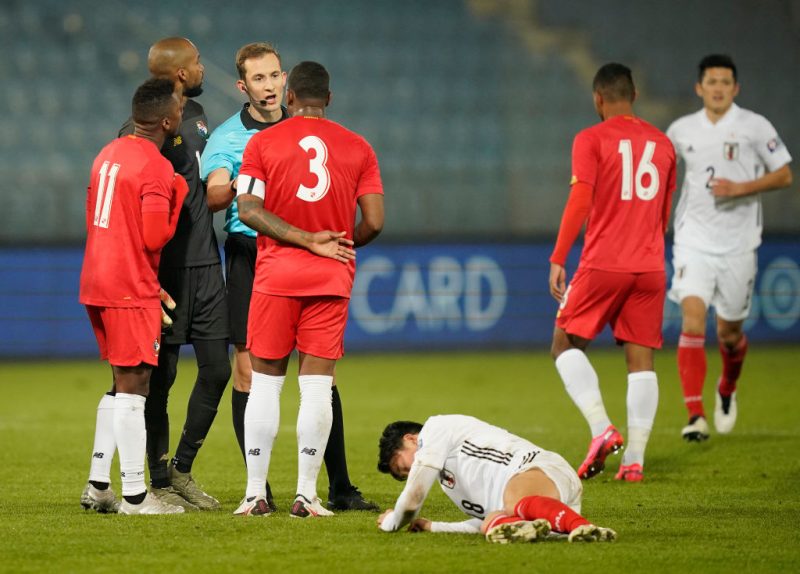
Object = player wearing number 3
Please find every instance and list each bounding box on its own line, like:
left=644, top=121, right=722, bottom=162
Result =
left=234, top=61, right=384, bottom=517
left=667, top=55, right=792, bottom=442
left=548, top=63, right=676, bottom=483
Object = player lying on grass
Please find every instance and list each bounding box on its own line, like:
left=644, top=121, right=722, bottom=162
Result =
left=376, top=415, right=616, bottom=543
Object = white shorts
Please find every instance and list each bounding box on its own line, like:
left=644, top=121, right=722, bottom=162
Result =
left=503, top=450, right=583, bottom=514
left=668, top=245, right=757, bottom=321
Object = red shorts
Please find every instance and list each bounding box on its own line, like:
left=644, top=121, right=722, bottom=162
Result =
left=556, top=268, right=665, bottom=348
left=86, top=306, right=162, bottom=367
left=247, top=292, right=349, bottom=360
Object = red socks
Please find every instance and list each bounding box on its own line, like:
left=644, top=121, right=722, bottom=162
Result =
left=514, top=495, right=589, bottom=534
left=678, top=333, right=707, bottom=418
left=719, top=335, right=747, bottom=397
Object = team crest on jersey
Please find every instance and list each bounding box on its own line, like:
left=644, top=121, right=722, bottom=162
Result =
left=767, top=137, right=782, bottom=153
left=196, top=121, right=209, bottom=138
left=723, top=142, right=739, bottom=161
left=440, top=469, right=456, bottom=489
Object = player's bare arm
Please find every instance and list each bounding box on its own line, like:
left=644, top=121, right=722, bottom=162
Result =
left=354, top=193, right=384, bottom=247
left=206, top=167, right=235, bottom=212
left=549, top=263, right=567, bottom=302
left=237, top=194, right=355, bottom=263
left=711, top=163, right=793, bottom=198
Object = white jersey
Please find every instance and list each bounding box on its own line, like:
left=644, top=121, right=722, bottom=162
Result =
left=667, top=103, right=791, bottom=255
left=414, top=415, right=554, bottom=520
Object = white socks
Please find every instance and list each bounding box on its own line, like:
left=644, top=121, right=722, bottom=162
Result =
left=113, top=393, right=147, bottom=496
left=623, top=371, right=658, bottom=466
left=555, top=349, right=611, bottom=436
left=295, top=375, right=333, bottom=500
left=88, top=393, right=116, bottom=484
left=245, top=373, right=285, bottom=500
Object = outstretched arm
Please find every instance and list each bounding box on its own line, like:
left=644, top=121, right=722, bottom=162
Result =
left=377, top=463, right=439, bottom=532
left=237, top=194, right=355, bottom=264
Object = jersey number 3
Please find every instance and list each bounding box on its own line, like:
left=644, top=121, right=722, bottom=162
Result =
left=296, top=135, right=331, bottom=202
left=618, top=140, right=659, bottom=201
left=94, top=161, right=120, bottom=228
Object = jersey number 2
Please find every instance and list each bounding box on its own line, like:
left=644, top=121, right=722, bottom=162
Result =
left=296, top=135, right=331, bottom=202
left=618, top=140, right=659, bottom=201
left=94, top=161, right=120, bottom=228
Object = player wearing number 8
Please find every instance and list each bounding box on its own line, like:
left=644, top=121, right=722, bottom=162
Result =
left=234, top=61, right=384, bottom=516
left=548, top=63, right=676, bottom=483
left=376, top=415, right=616, bottom=543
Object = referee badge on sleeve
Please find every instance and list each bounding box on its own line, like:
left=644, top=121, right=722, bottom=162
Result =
left=723, top=142, right=739, bottom=161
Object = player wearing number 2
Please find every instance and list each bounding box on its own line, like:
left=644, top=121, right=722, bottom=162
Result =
left=233, top=61, right=384, bottom=517
left=549, top=63, right=676, bottom=482
left=667, top=55, right=793, bottom=442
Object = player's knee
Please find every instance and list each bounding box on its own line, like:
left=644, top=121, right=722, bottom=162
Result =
left=198, top=361, right=232, bottom=395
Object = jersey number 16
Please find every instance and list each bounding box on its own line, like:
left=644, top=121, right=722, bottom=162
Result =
left=618, top=140, right=659, bottom=201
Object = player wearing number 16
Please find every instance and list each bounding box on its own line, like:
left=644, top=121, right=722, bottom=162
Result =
left=548, top=63, right=676, bottom=483
left=234, top=61, right=384, bottom=517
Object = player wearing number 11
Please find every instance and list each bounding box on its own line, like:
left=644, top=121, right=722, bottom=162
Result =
left=234, top=61, right=384, bottom=517
left=548, top=63, right=676, bottom=483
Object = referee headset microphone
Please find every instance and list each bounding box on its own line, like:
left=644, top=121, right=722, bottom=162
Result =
left=241, top=84, right=270, bottom=107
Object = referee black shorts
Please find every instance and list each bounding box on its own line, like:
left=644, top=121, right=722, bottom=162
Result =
left=224, top=233, right=257, bottom=346
left=158, top=264, right=229, bottom=345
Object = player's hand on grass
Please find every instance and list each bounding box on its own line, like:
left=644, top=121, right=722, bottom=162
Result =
left=377, top=508, right=393, bottom=528
left=408, top=518, right=431, bottom=532
left=159, top=288, right=176, bottom=327
left=307, top=231, right=356, bottom=264
left=549, top=263, right=567, bottom=302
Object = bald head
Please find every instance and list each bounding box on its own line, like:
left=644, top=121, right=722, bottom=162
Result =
left=148, top=37, right=196, bottom=76
left=148, top=37, right=205, bottom=97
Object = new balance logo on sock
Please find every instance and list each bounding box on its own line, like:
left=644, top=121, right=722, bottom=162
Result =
left=300, top=447, right=317, bottom=456
left=554, top=510, right=565, bottom=531
left=248, top=448, right=261, bottom=456
left=92, top=452, right=104, bottom=459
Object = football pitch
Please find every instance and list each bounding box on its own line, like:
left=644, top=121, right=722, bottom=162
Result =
left=1, top=347, right=799, bottom=573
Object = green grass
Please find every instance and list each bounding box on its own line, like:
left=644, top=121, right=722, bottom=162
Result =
left=1, top=348, right=799, bottom=573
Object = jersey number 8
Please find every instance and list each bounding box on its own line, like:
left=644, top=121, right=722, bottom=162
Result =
left=618, top=140, right=659, bottom=201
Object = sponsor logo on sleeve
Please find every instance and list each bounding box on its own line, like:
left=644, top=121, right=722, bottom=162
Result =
left=196, top=121, right=209, bottom=139
left=767, top=137, right=782, bottom=153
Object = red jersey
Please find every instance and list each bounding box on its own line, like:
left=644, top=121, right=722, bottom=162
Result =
left=571, top=115, right=676, bottom=272
left=79, top=136, right=173, bottom=308
left=239, top=116, right=383, bottom=298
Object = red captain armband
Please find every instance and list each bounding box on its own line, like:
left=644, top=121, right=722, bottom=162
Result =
left=549, top=181, right=593, bottom=266
left=169, top=173, right=190, bottom=227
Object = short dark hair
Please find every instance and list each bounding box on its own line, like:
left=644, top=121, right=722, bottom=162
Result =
left=377, top=420, right=423, bottom=480
left=698, top=54, right=737, bottom=82
left=592, top=63, right=635, bottom=103
left=288, top=61, right=330, bottom=101
left=132, top=78, right=177, bottom=124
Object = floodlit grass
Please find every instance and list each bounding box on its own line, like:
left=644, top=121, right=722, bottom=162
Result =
left=1, top=348, right=799, bottom=573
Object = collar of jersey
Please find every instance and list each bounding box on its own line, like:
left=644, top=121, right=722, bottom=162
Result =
left=700, top=102, right=740, bottom=128
left=240, top=104, right=289, bottom=131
